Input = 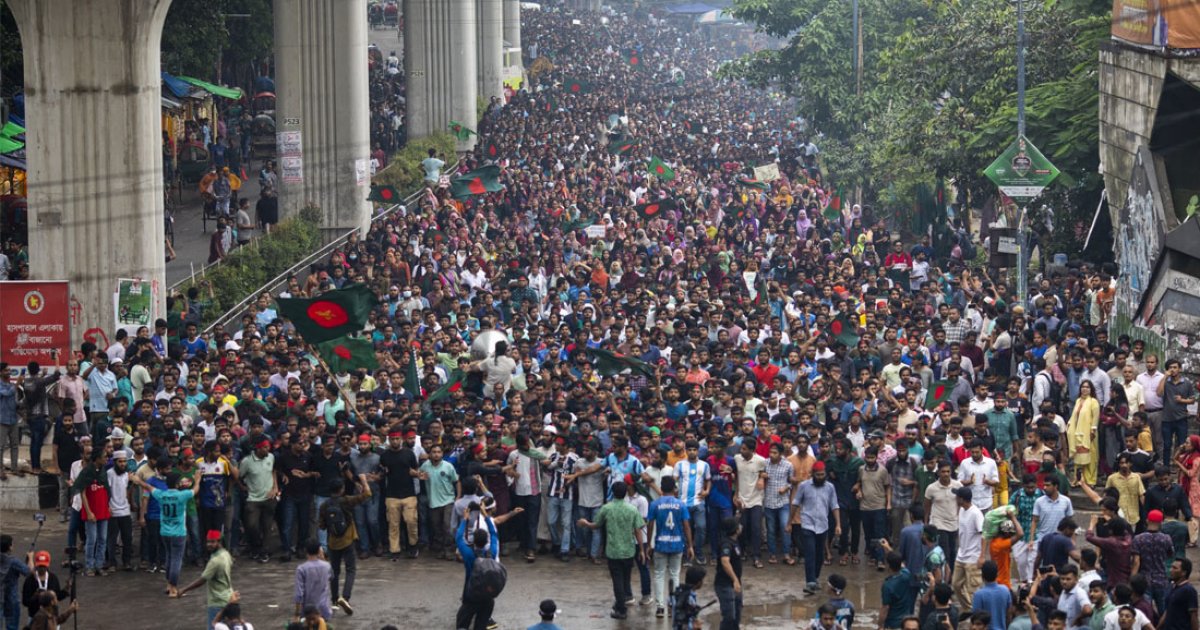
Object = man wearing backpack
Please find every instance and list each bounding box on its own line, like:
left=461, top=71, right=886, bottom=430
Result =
left=318, top=476, right=372, bottom=616
left=455, top=501, right=502, bottom=630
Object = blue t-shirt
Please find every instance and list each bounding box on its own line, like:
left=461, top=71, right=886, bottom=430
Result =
left=647, top=495, right=690, bottom=554
left=972, top=582, right=1012, bottom=630
left=183, top=337, right=207, bottom=358
left=153, top=488, right=194, bottom=537
left=603, top=453, right=644, bottom=499
left=145, top=476, right=168, bottom=520
left=526, top=624, right=563, bottom=630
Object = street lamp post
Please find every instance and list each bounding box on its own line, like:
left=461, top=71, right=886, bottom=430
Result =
left=1015, top=0, right=1029, bottom=307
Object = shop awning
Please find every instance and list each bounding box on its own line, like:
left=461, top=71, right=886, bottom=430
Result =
left=161, top=72, right=193, bottom=99
left=0, top=136, right=23, bottom=154
left=176, top=76, right=244, bottom=100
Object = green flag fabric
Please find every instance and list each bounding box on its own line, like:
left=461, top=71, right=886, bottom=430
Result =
left=316, top=335, right=378, bottom=373
left=925, top=379, right=957, bottom=409
left=737, top=177, right=770, bottom=191
left=635, top=198, right=676, bottom=220
left=823, top=186, right=845, bottom=222
left=367, top=184, right=401, bottom=203
left=646, top=157, right=675, bottom=181
left=608, top=137, right=640, bottom=155
left=425, top=369, right=466, bottom=404
left=450, top=165, right=503, bottom=199
left=564, top=79, right=593, bottom=94
left=405, top=346, right=422, bottom=399
left=828, top=315, right=860, bottom=348
left=448, top=121, right=477, bottom=141
left=587, top=348, right=656, bottom=380
left=275, top=284, right=378, bottom=344
left=562, top=214, right=597, bottom=233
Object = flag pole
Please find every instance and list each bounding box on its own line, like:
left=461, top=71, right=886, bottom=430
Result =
left=309, top=344, right=371, bottom=431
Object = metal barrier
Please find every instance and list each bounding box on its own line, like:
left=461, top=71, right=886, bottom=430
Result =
left=199, top=186, right=425, bottom=335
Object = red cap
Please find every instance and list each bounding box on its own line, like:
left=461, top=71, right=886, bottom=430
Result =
left=812, top=461, right=826, bottom=472
left=33, top=551, right=50, bottom=567
left=624, top=473, right=635, bottom=486
left=205, top=530, right=223, bottom=542
left=1148, top=510, right=1164, bottom=524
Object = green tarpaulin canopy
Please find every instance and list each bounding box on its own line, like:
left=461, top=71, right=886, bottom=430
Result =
left=1, top=122, right=25, bottom=138
left=0, top=136, right=23, bottom=154
left=177, top=76, right=244, bottom=100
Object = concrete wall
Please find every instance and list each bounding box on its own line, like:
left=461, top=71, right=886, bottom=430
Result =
left=1098, top=42, right=1166, bottom=221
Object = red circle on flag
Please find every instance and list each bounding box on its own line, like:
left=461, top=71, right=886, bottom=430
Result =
left=570, top=83, right=581, bottom=92
left=380, top=188, right=394, bottom=200
left=333, top=345, right=352, bottom=360
left=645, top=204, right=660, bottom=216
left=306, top=300, right=350, bottom=328
left=933, top=385, right=946, bottom=399
left=655, top=165, right=665, bottom=174
left=488, top=144, right=497, bottom=156
left=830, top=320, right=843, bottom=335
left=631, top=56, right=639, bottom=65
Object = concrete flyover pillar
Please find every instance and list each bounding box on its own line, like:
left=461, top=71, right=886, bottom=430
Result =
left=8, top=0, right=170, bottom=343
left=405, top=0, right=478, bottom=150
left=274, top=0, right=371, bottom=236
left=479, top=0, right=505, bottom=103
left=503, top=0, right=522, bottom=61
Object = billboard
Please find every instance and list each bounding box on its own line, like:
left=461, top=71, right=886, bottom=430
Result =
left=0, top=281, right=71, bottom=370
left=1112, top=0, right=1200, bottom=49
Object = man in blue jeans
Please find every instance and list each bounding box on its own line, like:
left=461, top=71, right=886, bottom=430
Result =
left=275, top=435, right=315, bottom=561
left=791, top=461, right=841, bottom=593
left=673, top=440, right=711, bottom=564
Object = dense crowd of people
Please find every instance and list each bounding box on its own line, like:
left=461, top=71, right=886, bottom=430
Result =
left=2, top=4, right=1199, bottom=630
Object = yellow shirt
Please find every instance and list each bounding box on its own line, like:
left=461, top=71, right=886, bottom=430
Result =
left=1105, top=471, right=1145, bottom=525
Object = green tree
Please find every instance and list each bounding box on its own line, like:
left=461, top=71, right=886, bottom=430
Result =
left=160, top=0, right=228, bottom=77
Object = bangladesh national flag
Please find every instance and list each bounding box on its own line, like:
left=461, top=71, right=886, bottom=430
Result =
left=564, top=79, right=592, bottom=94
left=608, top=137, right=640, bottom=155
left=737, top=177, right=770, bottom=191
left=367, top=184, right=401, bottom=202
left=828, top=315, right=860, bottom=348
left=681, top=120, right=693, bottom=133
left=925, top=379, right=957, bottom=409
left=541, top=96, right=558, bottom=113
left=587, top=348, right=656, bottom=381
left=316, top=335, right=378, bottom=373
left=646, top=156, right=675, bottom=181
left=484, top=141, right=501, bottom=160
left=823, top=185, right=845, bottom=222
left=627, top=48, right=643, bottom=69
left=450, top=165, right=503, bottom=198
left=276, top=283, right=378, bottom=344
left=448, top=121, right=477, bottom=141
left=425, top=228, right=448, bottom=245
left=635, top=197, right=676, bottom=219
left=425, top=369, right=466, bottom=404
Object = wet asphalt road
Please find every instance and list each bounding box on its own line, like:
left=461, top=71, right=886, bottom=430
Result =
left=0, top=509, right=890, bottom=630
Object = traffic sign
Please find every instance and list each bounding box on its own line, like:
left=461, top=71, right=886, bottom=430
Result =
left=983, top=135, right=1060, bottom=202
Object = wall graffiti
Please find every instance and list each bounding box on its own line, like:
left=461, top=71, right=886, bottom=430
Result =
left=1115, top=147, right=1168, bottom=315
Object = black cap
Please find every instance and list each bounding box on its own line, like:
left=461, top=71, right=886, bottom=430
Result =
left=539, top=599, right=558, bottom=618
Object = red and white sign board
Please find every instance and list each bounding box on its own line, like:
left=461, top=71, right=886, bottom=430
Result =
left=0, top=281, right=70, bottom=370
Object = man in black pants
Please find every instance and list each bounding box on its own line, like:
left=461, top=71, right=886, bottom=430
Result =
left=577, top=480, right=647, bottom=620
left=716, top=516, right=744, bottom=630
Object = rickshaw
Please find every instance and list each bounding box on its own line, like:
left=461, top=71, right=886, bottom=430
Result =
left=177, top=141, right=211, bottom=185
left=250, top=92, right=277, bottom=159
left=383, top=1, right=399, bottom=28
left=369, top=2, right=384, bottom=28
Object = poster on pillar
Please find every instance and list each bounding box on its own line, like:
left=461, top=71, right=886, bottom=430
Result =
left=356, top=158, right=370, bottom=186
left=0, top=281, right=71, bottom=373
left=281, top=156, right=304, bottom=183
left=113, top=278, right=154, bottom=337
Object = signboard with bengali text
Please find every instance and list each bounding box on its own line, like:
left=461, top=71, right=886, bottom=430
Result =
left=0, top=281, right=70, bottom=372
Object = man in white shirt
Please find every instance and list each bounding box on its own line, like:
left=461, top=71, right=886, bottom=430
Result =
left=1121, top=365, right=1145, bottom=413
left=957, top=442, right=999, bottom=511
left=734, top=439, right=768, bottom=568
left=952, top=487, right=984, bottom=612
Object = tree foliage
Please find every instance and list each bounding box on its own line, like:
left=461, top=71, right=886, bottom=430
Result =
left=726, top=0, right=1109, bottom=245
left=161, top=0, right=274, bottom=81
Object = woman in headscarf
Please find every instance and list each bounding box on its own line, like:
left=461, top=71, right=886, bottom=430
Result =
left=1175, top=435, right=1200, bottom=544
left=795, top=209, right=812, bottom=241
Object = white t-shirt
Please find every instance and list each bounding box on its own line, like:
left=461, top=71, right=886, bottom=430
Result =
left=214, top=622, right=255, bottom=630
left=107, top=469, right=132, bottom=517
left=956, top=505, right=984, bottom=563
left=957, top=457, right=999, bottom=511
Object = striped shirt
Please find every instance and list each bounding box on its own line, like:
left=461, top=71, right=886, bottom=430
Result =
left=546, top=451, right=580, bottom=501
left=674, top=459, right=711, bottom=507
left=763, top=458, right=795, bottom=510
left=1033, top=493, right=1074, bottom=540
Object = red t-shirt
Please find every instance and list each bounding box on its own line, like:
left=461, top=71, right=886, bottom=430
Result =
left=84, top=480, right=111, bottom=521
